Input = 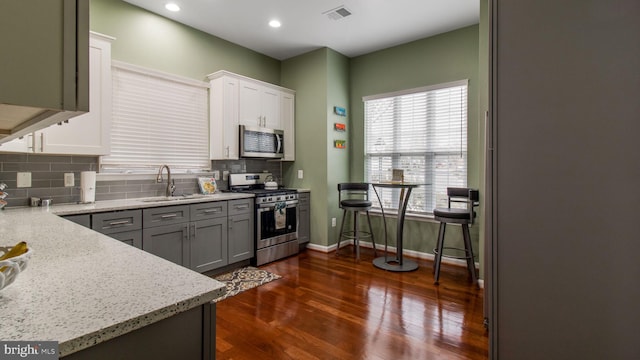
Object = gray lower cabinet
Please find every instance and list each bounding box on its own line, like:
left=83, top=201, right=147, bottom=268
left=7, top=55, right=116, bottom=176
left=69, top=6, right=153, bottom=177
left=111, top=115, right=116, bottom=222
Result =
left=143, top=222, right=189, bottom=266
left=228, top=199, right=253, bottom=263
left=298, top=192, right=310, bottom=245
left=91, top=210, right=143, bottom=249
left=190, top=202, right=228, bottom=273
left=63, top=214, right=91, bottom=228
left=143, top=201, right=250, bottom=272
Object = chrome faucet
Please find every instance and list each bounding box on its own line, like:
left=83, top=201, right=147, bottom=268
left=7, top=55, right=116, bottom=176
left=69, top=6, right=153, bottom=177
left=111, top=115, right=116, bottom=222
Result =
left=156, top=165, right=175, bottom=197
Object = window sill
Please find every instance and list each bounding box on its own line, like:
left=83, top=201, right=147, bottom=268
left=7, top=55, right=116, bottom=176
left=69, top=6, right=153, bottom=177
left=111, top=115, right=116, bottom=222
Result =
left=367, top=208, right=439, bottom=223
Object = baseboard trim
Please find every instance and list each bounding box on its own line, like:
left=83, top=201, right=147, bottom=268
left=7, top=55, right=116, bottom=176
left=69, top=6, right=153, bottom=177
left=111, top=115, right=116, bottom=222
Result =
left=304, top=240, right=484, bottom=287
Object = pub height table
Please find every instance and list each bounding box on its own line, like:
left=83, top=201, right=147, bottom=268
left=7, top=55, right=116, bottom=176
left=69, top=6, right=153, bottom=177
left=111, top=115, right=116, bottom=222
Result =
left=371, top=182, right=423, bottom=272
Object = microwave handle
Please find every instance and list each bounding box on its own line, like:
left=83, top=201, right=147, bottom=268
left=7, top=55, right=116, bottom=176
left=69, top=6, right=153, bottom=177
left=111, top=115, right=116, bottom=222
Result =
left=276, top=133, right=283, bottom=154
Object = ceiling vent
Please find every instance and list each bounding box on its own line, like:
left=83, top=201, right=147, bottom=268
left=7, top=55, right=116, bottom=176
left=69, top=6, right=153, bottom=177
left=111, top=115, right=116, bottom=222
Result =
left=323, top=5, right=352, bottom=20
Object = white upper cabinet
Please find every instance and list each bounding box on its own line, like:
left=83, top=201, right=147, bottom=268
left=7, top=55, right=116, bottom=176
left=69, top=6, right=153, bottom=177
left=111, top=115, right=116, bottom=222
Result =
left=36, top=32, right=113, bottom=155
left=0, top=32, right=113, bottom=155
left=208, top=70, right=295, bottom=161
left=239, top=80, right=281, bottom=129
left=209, top=75, right=240, bottom=160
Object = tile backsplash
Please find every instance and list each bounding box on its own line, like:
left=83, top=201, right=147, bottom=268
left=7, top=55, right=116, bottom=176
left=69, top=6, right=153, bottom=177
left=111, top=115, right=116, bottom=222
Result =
left=0, top=153, right=284, bottom=208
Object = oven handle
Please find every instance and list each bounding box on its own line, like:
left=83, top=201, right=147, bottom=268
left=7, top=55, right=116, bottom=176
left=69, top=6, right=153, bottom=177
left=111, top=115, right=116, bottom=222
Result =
left=257, top=200, right=298, bottom=210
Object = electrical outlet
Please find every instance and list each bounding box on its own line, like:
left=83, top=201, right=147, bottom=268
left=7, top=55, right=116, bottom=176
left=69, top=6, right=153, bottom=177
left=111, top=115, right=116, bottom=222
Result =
left=64, top=173, right=75, bottom=187
left=17, top=172, right=31, bottom=188
left=331, top=218, right=336, bottom=227
left=213, top=170, right=220, bottom=181
left=223, top=171, right=229, bottom=181
left=297, top=170, right=303, bottom=179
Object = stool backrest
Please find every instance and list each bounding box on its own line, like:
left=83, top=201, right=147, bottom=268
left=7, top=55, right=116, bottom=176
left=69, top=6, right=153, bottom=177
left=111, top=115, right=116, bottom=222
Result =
left=447, top=187, right=480, bottom=224
left=338, top=183, right=370, bottom=206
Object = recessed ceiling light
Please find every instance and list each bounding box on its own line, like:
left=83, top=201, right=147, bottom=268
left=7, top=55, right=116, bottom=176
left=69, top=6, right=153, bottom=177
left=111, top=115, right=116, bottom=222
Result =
left=165, top=3, right=180, bottom=12
left=269, top=20, right=281, bottom=28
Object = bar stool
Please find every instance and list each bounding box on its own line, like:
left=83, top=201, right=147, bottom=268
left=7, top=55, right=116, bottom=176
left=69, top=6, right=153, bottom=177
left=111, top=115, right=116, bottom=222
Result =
left=336, top=183, right=377, bottom=260
left=433, top=187, right=479, bottom=285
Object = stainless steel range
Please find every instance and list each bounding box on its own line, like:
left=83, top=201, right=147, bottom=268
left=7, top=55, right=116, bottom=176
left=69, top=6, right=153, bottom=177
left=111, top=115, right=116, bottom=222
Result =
left=228, top=173, right=299, bottom=266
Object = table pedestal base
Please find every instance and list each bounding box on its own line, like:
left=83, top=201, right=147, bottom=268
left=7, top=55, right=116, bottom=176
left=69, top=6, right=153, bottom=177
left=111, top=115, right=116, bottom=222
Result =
left=373, top=256, right=419, bottom=272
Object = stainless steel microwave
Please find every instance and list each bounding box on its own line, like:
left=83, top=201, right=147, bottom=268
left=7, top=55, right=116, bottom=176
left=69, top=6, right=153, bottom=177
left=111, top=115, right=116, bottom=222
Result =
left=239, top=125, right=284, bottom=158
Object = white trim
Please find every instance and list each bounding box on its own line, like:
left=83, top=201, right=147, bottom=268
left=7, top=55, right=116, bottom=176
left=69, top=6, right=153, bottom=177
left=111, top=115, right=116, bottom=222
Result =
left=206, top=70, right=295, bottom=94
left=112, top=60, right=210, bottom=89
left=362, top=79, right=469, bottom=102
left=89, top=31, right=116, bottom=42
left=307, top=240, right=481, bottom=271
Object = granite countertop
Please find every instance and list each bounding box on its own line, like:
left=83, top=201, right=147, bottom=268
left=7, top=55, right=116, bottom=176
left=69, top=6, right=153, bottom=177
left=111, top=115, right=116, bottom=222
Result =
left=51, top=192, right=254, bottom=216
left=0, top=194, right=252, bottom=356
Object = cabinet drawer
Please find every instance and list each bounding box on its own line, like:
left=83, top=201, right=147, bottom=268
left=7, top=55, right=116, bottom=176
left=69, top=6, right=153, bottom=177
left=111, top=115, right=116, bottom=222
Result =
left=228, top=198, right=253, bottom=216
left=191, top=201, right=227, bottom=221
left=298, top=193, right=310, bottom=205
left=92, top=210, right=142, bottom=234
left=143, top=205, right=190, bottom=228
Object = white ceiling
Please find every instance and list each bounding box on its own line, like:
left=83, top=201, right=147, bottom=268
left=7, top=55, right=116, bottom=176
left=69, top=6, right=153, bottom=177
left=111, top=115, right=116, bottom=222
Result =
left=122, top=0, right=479, bottom=60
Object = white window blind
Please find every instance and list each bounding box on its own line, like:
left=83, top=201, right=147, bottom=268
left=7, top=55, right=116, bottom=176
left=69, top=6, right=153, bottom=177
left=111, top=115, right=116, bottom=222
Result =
left=364, top=80, right=468, bottom=215
left=101, top=61, right=210, bottom=172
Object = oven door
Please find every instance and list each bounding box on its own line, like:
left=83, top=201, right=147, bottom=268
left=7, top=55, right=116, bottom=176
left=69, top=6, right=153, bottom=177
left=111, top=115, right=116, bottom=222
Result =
left=256, top=200, right=298, bottom=248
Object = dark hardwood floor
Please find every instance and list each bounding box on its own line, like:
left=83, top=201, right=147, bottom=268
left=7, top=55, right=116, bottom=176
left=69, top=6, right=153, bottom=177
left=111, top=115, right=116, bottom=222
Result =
left=215, top=247, right=488, bottom=359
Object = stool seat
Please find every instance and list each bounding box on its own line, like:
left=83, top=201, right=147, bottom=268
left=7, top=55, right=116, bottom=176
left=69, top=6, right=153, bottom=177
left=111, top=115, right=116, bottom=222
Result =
left=433, top=188, right=479, bottom=286
left=434, top=208, right=476, bottom=220
left=341, top=199, right=373, bottom=208
left=336, top=183, right=377, bottom=261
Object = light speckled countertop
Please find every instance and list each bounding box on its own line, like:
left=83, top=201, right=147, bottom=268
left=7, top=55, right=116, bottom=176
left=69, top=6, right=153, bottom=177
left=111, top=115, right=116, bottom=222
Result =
left=0, top=193, right=252, bottom=357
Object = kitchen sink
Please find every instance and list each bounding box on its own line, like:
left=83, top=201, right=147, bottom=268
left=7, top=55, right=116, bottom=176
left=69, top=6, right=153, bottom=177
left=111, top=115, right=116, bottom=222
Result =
left=140, top=194, right=209, bottom=203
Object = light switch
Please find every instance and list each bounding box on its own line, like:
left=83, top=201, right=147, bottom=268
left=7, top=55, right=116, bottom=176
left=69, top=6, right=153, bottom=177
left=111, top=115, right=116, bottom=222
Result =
left=213, top=170, right=220, bottom=181
left=64, top=173, right=75, bottom=187
left=17, top=172, right=31, bottom=188
left=297, top=170, right=303, bottom=179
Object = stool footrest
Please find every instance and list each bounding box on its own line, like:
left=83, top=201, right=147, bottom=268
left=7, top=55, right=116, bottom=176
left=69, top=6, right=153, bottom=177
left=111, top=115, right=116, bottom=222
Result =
left=340, top=230, right=373, bottom=241
left=433, top=246, right=475, bottom=261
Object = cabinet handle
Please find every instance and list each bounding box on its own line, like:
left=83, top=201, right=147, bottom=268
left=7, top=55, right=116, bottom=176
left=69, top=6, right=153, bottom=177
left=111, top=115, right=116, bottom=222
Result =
left=27, top=134, right=34, bottom=152
left=203, top=209, right=220, bottom=213
left=161, top=213, right=178, bottom=219
left=39, top=133, right=44, bottom=153
left=225, top=146, right=229, bottom=157
left=229, top=219, right=233, bottom=229
left=191, top=223, right=196, bottom=238
left=234, top=205, right=249, bottom=210
left=108, top=220, right=130, bottom=226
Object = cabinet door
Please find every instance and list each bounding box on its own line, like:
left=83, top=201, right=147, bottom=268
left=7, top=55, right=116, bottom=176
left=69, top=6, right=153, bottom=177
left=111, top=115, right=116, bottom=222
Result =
left=143, top=223, right=189, bottom=267
left=239, top=80, right=263, bottom=127
left=63, top=214, right=91, bottom=228
left=110, top=230, right=143, bottom=249
left=298, top=193, right=310, bottom=245
left=261, top=87, right=281, bottom=129
left=36, top=33, right=112, bottom=155
left=281, top=92, right=295, bottom=161
left=228, top=212, right=254, bottom=264
left=209, top=75, right=239, bottom=160
left=190, top=218, right=228, bottom=273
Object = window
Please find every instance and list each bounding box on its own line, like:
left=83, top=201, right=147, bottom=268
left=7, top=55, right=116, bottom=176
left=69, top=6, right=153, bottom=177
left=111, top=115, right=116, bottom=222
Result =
left=364, top=80, right=468, bottom=215
left=101, top=61, right=210, bottom=173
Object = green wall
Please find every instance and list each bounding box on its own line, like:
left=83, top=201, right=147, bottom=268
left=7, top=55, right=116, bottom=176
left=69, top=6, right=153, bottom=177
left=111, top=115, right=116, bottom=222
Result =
left=90, top=0, right=280, bottom=83
left=90, top=0, right=485, bottom=273
left=348, top=25, right=482, bottom=263
left=280, top=48, right=350, bottom=247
